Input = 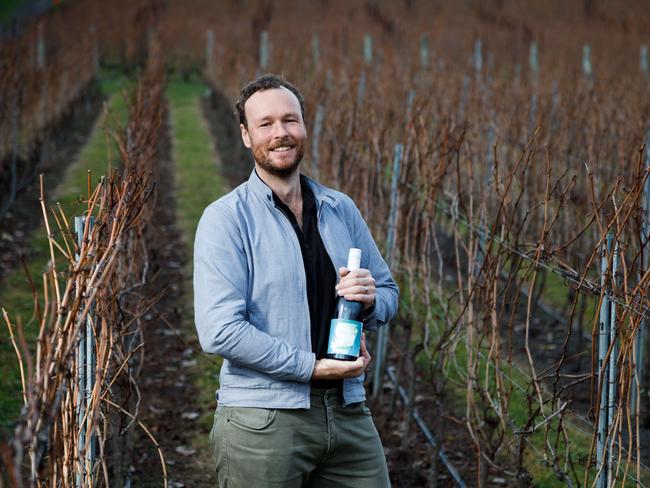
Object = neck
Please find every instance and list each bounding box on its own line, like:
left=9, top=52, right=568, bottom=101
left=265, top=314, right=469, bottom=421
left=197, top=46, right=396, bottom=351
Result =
left=255, top=164, right=302, bottom=208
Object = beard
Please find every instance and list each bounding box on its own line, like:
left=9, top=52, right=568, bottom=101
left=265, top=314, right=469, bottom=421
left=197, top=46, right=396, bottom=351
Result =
left=252, top=136, right=305, bottom=178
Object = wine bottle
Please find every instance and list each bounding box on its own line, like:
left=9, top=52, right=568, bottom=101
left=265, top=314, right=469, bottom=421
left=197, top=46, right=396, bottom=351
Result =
left=326, top=248, right=364, bottom=361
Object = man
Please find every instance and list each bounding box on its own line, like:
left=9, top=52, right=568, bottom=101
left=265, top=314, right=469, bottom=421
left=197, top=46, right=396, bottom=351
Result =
left=193, top=74, right=398, bottom=487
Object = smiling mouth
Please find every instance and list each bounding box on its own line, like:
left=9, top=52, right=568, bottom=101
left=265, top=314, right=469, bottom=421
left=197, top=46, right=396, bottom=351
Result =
left=270, top=145, right=294, bottom=153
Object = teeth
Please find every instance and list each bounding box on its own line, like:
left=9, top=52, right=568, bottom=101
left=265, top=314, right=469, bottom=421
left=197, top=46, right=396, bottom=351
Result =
left=272, top=146, right=292, bottom=152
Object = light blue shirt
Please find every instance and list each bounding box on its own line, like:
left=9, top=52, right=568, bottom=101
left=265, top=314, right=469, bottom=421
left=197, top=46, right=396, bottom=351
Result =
left=193, top=170, right=399, bottom=407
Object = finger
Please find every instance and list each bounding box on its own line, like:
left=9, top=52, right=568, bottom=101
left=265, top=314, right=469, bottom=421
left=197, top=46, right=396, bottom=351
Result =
left=346, top=358, right=365, bottom=377
left=339, top=269, right=371, bottom=280
left=364, top=346, right=372, bottom=363
left=338, top=267, right=350, bottom=278
left=360, top=335, right=371, bottom=362
left=336, top=277, right=374, bottom=289
left=337, top=285, right=374, bottom=296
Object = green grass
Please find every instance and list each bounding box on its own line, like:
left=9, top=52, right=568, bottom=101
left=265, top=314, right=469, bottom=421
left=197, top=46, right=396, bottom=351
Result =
left=166, top=78, right=226, bottom=431
left=0, top=71, right=130, bottom=433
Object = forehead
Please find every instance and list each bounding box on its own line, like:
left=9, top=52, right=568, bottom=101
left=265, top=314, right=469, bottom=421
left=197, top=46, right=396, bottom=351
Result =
left=244, top=87, right=302, bottom=122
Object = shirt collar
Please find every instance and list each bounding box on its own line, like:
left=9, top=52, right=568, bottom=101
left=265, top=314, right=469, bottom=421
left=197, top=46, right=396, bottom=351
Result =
left=248, top=169, right=341, bottom=208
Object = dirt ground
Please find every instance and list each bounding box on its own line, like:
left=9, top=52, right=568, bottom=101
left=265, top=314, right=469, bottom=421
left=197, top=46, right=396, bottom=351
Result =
left=129, top=109, right=216, bottom=487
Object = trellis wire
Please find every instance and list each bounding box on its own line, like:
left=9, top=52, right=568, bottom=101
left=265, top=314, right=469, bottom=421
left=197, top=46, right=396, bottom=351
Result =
left=428, top=193, right=650, bottom=323
left=429, top=195, right=646, bottom=484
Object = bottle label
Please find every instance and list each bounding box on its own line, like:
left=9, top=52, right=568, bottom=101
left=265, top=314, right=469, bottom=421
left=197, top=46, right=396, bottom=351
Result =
left=327, top=319, right=362, bottom=357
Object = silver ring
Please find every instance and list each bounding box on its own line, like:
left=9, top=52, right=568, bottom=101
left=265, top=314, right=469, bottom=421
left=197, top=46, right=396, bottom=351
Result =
left=363, top=286, right=368, bottom=294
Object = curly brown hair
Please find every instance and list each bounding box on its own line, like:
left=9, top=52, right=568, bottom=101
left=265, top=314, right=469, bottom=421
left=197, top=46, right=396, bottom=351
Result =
left=235, top=74, right=305, bottom=128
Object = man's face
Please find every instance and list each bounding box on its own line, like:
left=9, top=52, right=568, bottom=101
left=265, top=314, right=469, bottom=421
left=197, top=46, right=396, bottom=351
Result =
left=240, top=87, right=307, bottom=177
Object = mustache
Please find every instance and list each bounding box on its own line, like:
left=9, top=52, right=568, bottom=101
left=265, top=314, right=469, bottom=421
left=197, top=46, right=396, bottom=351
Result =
left=269, top=137, right=298, bottom=149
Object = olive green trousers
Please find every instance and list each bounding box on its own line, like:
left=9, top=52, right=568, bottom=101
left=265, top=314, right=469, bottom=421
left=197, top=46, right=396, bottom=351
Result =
left=209, top=388, right=391, bottom=487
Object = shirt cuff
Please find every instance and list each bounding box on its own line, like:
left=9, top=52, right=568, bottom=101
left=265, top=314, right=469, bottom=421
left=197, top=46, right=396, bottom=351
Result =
left=361, top=301, right=377, bottom=328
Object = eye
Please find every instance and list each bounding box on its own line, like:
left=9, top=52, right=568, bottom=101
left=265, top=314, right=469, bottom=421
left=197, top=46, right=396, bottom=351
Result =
left=260, top=122, right=271, bottom=127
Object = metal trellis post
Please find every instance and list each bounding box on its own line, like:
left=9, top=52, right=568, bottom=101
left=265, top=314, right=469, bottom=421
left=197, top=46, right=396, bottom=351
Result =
left=357, top=70, right=366, bottom=106
left=206, top=29, right=214, bottom=71
left=420, top=35, right=429, bottom=71
left=311, top=104, right=324, bottom=178
left=607, top=240, right=619, bottom=488
left=75, top=216, right=96, bottom=488
left=473, top=39, right=482, bottom=77
left=529, top=42, right=539, bottom=81
left=373, top=143, right=403, bottom=400
left=363, top=34, right=373, bottom=66
left=634, top=127, right=650, bottom=432
left=582, top=44, right=593, bottom=80
left=405, top=89, right=415, bottom=123
left=596, top=233, right=613, bottom=488
left=36, top=21, right=45, bottom=69
left=259, top=30, right=269, bottom=70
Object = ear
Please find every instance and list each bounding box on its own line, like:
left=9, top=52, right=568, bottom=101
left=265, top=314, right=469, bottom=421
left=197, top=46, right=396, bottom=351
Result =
left=240, top=123, right=251, bottom=148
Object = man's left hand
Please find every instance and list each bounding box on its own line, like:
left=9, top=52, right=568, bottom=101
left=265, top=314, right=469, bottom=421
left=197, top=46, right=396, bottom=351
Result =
left=335, top=267, right=375, bottom=310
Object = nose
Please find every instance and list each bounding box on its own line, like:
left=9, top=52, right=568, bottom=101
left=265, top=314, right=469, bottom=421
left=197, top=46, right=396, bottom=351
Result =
left=271, top=121, right=289, bottom=138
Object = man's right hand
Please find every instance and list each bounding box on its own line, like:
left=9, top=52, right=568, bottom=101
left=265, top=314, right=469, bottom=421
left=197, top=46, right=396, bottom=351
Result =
left=312, top=333, right=372, bottom=380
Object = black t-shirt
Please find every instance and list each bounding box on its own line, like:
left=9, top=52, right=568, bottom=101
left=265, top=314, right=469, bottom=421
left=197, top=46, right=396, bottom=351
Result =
left=272, top=175, right=340, bottom=389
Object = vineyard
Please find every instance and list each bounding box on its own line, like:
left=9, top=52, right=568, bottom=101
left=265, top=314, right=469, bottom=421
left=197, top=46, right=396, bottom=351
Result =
left=1, top=0, right=650, bottom=486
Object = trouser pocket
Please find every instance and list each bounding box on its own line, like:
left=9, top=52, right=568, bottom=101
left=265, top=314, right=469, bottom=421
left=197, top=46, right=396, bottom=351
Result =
left=227, top=406, right=277, bottom=431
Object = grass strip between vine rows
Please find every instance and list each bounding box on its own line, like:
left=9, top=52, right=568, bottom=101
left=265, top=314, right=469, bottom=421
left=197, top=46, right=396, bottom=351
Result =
left=166, top=78, right=226, bottom=438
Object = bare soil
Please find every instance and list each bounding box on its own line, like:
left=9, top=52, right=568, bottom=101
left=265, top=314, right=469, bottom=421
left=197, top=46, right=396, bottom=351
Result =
left=129, top=106, right=216, bottom=487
